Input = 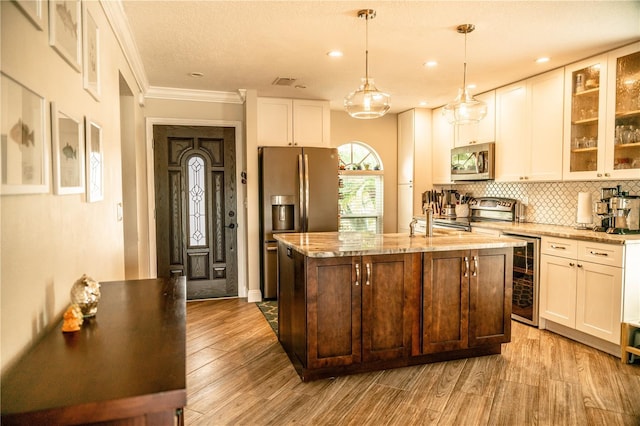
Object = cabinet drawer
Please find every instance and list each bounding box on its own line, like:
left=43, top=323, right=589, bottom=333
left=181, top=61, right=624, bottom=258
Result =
left=541, top=237, right=577, bottom=258
left=578, top=241, right=623, bottom=267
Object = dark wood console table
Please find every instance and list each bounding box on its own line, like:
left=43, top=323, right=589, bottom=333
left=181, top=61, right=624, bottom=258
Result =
left=1, top=278, right=187, bottom=425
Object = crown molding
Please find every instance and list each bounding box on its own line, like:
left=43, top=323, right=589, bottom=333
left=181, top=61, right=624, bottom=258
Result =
left=100, top=0, right=149, bottom=93
left=145, top=87, right=244, bottom=104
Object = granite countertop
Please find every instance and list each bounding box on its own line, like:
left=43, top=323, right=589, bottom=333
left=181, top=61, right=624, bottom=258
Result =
left=274, top=231, right=526, bottom=258
left=468, top=221, right=640, bottom=245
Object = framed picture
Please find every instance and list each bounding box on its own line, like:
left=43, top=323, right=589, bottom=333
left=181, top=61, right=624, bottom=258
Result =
left=12, top=0, right=45, bottom=30
left=84, top=118, right=103, bottom=202
left=51, top=103, right=84, bottom=195
left=1, top=72, right=49, bottom=195
left=82, top=2, right=100, bottom=100
left=49, top=0, right=81, bottom=71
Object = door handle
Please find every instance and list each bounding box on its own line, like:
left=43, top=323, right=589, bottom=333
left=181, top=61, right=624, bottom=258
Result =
left=365, top=263, right=371, bottom=286
left=471, top=256, right=478, bottom=277
left=354, top=263, right=360, bottom=286
left=464, top=256, right=469, bottom=278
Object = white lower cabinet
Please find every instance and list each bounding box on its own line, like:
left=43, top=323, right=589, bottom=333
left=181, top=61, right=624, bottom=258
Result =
left=540, top=236, right=623, bottom=345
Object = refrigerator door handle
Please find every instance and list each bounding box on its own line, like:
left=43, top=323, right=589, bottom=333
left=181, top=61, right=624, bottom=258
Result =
left=304, top=154, right=310, bottom=232
left=298, top=154, right=305, bottom=231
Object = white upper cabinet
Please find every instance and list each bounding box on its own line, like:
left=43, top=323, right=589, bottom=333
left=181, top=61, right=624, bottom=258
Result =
left=495, top=69, right=564, bottom=182
left=398, top=110, right=415, bottom=185
left=431, top=106, right=454, bottom=184
left=564, top=42, right=640, bottom=180
left=397, top=109, right=432, bottom=227
left=257, top=98, right=330, bottom=147
left=454, top=90, right=496, bottom=147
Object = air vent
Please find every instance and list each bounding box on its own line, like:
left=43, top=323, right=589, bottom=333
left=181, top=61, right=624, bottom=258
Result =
left=272, top=77, right=297, bottom=86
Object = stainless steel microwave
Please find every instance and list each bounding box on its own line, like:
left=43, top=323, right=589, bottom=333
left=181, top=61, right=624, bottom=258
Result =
left=450, top=142, right=495, bottom=181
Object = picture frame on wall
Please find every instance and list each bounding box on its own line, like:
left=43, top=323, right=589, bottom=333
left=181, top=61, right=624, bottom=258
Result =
left=12, top=0, right=45, bottom=30
left=51, top=103, right=84, bottom=195
left=49, top=0, right=81, bottom=72
left=84, top=118, right=103, bottom=202
left=1, top=72, right=49, bottom=195
left=82, top=2, right=100, bottom=100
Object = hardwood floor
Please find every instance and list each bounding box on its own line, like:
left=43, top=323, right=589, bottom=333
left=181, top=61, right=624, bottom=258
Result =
left=184, top=299, right=640, bottom=425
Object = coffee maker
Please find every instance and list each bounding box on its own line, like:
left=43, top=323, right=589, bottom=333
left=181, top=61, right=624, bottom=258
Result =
left=593, top=186, right=618, bottom=232
left=608, top=195, right=640, bottom=234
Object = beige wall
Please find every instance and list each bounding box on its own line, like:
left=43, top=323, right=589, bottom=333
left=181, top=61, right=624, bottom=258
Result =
left=1, top=2, right=142, bottom=372
left=330, top=111, right=399, bottom=232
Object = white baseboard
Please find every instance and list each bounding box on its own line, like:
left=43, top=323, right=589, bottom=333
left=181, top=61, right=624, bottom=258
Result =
left=247, top=289, right=262, bottom=303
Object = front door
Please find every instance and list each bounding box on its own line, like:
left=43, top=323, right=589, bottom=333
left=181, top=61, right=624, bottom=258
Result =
left=153, top=125, right=238, bottom=299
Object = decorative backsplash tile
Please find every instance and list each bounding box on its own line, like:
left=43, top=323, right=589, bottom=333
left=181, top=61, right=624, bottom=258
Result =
left=434, top=179, right=640, bottom=227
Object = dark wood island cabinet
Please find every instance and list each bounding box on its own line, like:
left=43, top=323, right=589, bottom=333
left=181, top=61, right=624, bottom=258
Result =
left=1, top=278, right=187, bottom=426
left=275, top=232, right=520, bottom=381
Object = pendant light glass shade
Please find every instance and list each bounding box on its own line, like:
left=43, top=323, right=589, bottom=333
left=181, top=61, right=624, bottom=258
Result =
left=344, top=9, right=390, bottom=119
left=443, top=87, right=488, bottom=125
left=444, top=24, right=487, bottom=125
left=344, top=78, right=390, bottom=119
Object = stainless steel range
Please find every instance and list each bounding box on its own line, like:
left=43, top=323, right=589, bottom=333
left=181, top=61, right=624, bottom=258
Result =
left=430, top=197, right=540, bottom=327
left=432, top=197, right=518, bottom=231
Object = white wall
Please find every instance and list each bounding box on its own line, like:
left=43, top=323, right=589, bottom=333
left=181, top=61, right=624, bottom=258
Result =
left=330, top=111, right=399, bottom=232
left=1, top=1, right=142, bottom=372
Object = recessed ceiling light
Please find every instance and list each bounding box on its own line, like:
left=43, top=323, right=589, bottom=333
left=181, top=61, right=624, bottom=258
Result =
left=419, top=101, right=428, bottom=107
left=536, top=57, right=550, bottom=63
left=327, top=50, right=343, bottom=57
left=466, top=83, right=477, bottom=90
left=424, top=60, right=438, bottom=67
left=189, top=72, right=204, bottom=77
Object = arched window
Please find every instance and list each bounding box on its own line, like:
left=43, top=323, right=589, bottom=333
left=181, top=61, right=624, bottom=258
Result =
left=337, top=142, right=384, bottom=233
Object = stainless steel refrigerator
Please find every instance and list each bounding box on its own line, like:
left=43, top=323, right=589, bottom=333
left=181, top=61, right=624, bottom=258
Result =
left=259, top=146, right=339, bottom=298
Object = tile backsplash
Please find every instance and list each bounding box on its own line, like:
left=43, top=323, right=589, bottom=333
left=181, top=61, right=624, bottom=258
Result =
left=434, top=180, right=640, bottom=227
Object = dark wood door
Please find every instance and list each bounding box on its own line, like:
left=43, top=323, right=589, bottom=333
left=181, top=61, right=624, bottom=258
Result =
left=468, top=248, right=512, bottom=347
left=153, top=125, right=238, bottom=299
left=306, top=256, right=361, bottom=369
left=420, top=250, right=470, bottom=354
left=361, top=253, right=416, bottom=362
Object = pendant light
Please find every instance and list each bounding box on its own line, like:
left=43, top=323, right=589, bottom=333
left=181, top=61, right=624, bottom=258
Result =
left=344, top=9, right=390, bottom=119
left=444, top=24, right=487, bottom=125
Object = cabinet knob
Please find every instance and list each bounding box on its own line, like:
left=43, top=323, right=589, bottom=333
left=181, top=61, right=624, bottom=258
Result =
left=577, top=264, right=583, bottom=268
left=569, top=262, right=575, bottom=267
left=597, top=173, right=603, bottom=177
left=604, top=173, right=610, bottom=177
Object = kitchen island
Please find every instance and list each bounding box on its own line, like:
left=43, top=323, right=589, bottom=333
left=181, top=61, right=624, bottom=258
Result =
left=274, top=231, right=526, bottom=381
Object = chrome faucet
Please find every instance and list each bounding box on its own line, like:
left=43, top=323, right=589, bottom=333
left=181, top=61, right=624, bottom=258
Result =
left=409, top=218, right=418, bottom=237
left=425, top=210, right=433, bottom=237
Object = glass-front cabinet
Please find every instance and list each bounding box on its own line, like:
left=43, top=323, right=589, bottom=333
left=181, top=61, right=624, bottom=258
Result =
left=564, top=43, right=640, bottom=180
left=608, top=44, right=640, bottom=178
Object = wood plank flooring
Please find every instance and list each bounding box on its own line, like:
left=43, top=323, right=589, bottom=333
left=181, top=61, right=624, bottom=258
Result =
left=184, top=298, right=640, bottom=425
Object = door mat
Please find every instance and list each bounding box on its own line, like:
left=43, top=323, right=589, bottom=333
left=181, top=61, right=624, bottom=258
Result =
left=256, top=301, right=278, bottom=335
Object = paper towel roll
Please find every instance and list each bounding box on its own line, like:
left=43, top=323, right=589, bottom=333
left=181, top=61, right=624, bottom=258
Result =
left=576, top=192, right=593, bottom=225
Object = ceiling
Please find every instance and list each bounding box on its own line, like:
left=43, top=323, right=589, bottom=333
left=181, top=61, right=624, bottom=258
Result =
left=120, top=1, right=640, bottom=113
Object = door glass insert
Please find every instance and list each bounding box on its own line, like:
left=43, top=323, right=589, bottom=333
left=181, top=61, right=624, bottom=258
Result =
left=569, top=63, right=601, bottom=173
left=613, top=51, right=640, bottom=171
left=187, top=155, right=207, bottom=246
